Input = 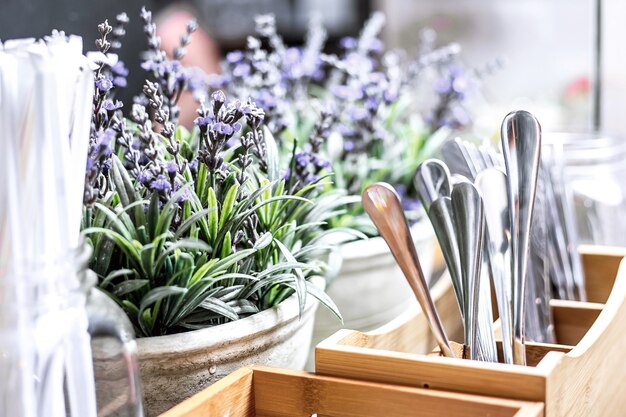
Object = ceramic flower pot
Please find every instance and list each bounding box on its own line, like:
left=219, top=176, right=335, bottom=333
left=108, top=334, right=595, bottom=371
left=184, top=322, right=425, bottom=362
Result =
left=307, top=219, right=435, bottom=369
left=94, top=277, right=324, bottom=417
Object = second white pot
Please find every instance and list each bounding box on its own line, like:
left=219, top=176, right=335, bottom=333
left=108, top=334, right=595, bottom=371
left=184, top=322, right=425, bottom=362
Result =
left=307, top=219, right=436, bottom=369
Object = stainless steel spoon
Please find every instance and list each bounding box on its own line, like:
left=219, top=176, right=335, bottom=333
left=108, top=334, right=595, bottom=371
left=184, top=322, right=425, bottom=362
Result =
left=475, top=168, right=514, bottom=364
left=441, top=138, right=478, bottom=180
left=362, top=182, right=456, bottom=358
left=428, top=197, right=464, bottom=316
left=500, top=110, right=542, bottom=365
left=414, top=159, right=453, bottom=210
left=451, top=182, right=487, bottom=360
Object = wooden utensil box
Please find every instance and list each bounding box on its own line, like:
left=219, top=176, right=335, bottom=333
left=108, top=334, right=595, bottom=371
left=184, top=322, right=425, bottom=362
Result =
left=315, top=246, right=626, bottom=417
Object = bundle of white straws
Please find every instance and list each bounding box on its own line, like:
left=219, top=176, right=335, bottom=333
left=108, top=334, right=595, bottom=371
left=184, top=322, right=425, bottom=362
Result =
left=0, top=32, right=96, bottom=417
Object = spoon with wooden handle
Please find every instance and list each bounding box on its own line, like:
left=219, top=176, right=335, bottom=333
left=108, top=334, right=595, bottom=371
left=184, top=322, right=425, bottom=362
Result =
left=363, top=182, right=456, bottom=358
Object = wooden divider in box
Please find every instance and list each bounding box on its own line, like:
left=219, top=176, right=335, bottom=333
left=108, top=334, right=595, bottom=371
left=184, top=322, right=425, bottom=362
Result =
left=159, top=366, right=543, bottom=417
left=315, top=246, right=626, bottom=417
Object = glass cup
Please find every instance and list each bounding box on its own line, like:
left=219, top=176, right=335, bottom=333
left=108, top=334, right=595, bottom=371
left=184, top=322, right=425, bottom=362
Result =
left=545, top=133, right=626, bottom=247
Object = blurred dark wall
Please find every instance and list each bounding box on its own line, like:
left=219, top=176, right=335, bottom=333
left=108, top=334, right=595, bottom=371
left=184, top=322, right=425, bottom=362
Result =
left=0, top=0, right=158, bottom=101
left=0, top=0, right=371, bottom=99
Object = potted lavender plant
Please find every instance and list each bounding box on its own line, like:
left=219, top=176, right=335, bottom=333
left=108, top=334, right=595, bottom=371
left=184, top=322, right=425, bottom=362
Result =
left=200, top=13, right=487, bottom=355
left=82, top=11, right=349, bottom=416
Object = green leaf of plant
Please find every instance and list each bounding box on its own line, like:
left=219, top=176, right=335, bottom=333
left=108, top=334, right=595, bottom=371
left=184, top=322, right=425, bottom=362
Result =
left=220, top=231, right=232, bottom=259
left=147, top=191, right=160, bottom=240
left=199, top=297, right=238, bottom=321
left=305, top=280, right=342, bottom=322
left=188, top=258, right=219, bottom=286
left=93, top=202, right=135, bottom=241
left=82, top=227, right=143, bottom=272
left=227, top=299, right=259, bottom=315
left=253, top=232, right=273, bottom=250
left=207, top=187, right=218, bottom=243
left=274, top=239, right=306, bottom=316
left=218, top=183, right=239, bottom=230
left=155, top=239, right=212, bottom=271
left=92, top=236, right=115, bottom=278
left=202, top=248, right=257, bottom=277
left=175, top=208, right=214, bottom=239
left=111, top=155, right=145, bottom=225
left=262, top=125, right=280, bottom=181
left=196, top=162, right=208, bottom=202
left=255, top=261, right=312, bottom=280
left=114, top=279, right=150, bottom=296
left=138, top=286, right=188, bottom=335
left=100, top=268, right=136, bottom=288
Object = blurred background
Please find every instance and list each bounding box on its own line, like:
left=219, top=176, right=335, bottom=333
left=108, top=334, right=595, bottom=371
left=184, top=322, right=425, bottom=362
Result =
left=2, top=0, right=625, bottom=244
left=3, top=0, right=625, bottom=134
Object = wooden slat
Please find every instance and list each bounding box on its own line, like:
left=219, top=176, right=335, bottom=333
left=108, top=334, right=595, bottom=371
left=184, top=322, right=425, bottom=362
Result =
left=550, top=300, right=603, bottom=346
left=159, top=367, right=254, bottom=417
left=251, top=367, right=542, bottom=417
left=580, top=245, right=626, bottom=303
left=160, top=366, right=543, bottom=417
left=315, top=344, right=548, bottom=402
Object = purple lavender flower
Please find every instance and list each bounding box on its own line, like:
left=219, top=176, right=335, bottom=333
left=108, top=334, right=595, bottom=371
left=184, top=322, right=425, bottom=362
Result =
left=166, top=160, right=178, bottom=174
left=343, top=140, right=356, bottom=152
left=338, top=124, right=356, bottom=137
left=208, top=74, right=229, bottom=88
left=312, top=155, right=332, bottom=170
left=195, top=115, right=214, bottom=127
left=226, top=50, right=245, bottom=63
left=140, top=61, right=156, bottom=72
left=96, top=128, right=115, bottom=155
left=340, top=36, right=357, bottom=50
left=295, top=152, right=311, bottom=167
left=383, top=89, right=398, bottom=104
left=368, top=38, right=384, bottom=54
left=348, top=106, right=369, bottom=122
left=364, top=96, right=380, bottom=112
left=330, top=84, right=363, bottom=101
left=137, top=169, right=153, bottom=185
left=188, top=158, right=198, bottom=173
left=402, top=196, right=423, bottom=213
left=233, top=63, right=251, bottom=78
left=212, top=90, right=226, bottom=104
left=103, top=99, right=123, bottom=111
left=175, top=190, right=190, bottom=204
left=213, top=122, right=234, bottom=136
left=434, top=77, right=452, bottom=94
left=111, top=60, right=129, bottom=77
left=110, top=60, right=129, bottom=87
left=285, top=47, right=301, bottom=64
left=113, top=76, right=127, bottom=88
left=150, top=175, right=171, bottom=193
left=96, top=77, right=113, bottom=92
left=368, top=72, right=386, bottom=84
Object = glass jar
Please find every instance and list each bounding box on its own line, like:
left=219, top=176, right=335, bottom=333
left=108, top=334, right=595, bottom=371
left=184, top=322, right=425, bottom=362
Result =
left=0, top=244, right=143, bottom=417
left=545, top=133, right=626, bottom=246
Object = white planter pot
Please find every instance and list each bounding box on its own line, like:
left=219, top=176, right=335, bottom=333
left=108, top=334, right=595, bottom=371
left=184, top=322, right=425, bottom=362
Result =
left=307, top=220, right=435, bottom=369
left=131, top=277, right=323, bottom=416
